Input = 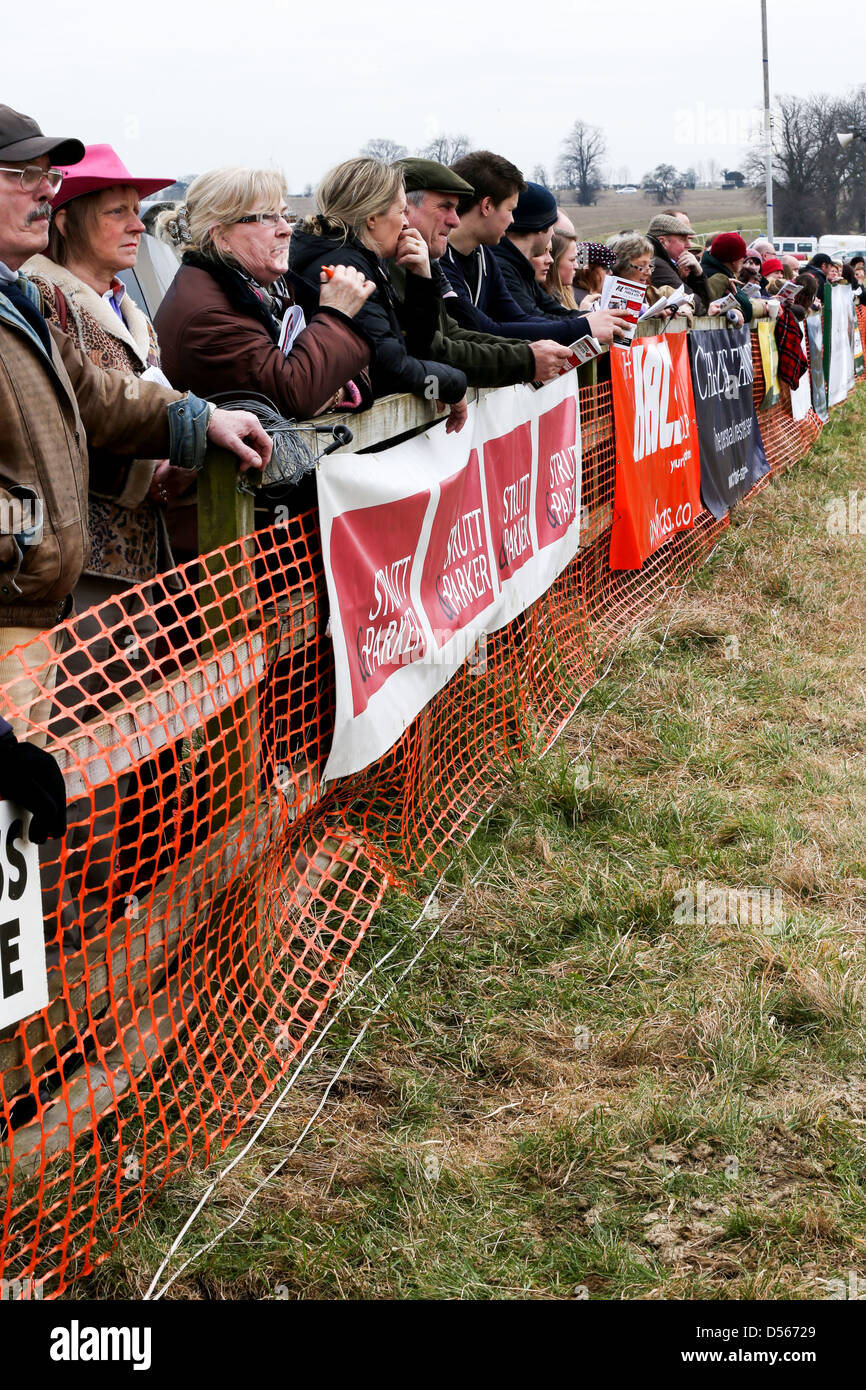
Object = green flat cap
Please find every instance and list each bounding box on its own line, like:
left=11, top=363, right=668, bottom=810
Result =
left=398, top=156, right=474, bottom=195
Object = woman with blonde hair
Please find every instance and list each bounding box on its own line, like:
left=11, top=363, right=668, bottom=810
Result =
left=154, top=164, right=374, bottom=428
left=543, top=231, right=579, bottom=311
left=289, top=157, right=467, bottom=427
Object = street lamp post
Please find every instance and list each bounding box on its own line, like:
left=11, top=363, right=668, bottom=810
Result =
left=836, top=129, right=866, bottom=240
left=761, top=0, right=774, bottom=241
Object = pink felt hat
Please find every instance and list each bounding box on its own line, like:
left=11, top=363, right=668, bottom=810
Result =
left=51, top=143, right=173, bottom=210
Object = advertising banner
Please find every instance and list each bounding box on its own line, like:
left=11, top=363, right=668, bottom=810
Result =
left=806, top=313, right=829, bottom=422
left=789, top=323, right=813, bottom=421
left=0, top=802, right=47, bottom=1030
left=756, top=319, right=781, bottom=409
left=318, top=375, right=582, bottom=781
left=688, top=326, right=770, bottom=520
left=609, top=332, right=701, bottom=570
left=825, top=284, right=855, bottom=406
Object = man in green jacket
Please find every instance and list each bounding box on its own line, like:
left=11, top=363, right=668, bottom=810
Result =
left=391, top=158, right=573, bottom=388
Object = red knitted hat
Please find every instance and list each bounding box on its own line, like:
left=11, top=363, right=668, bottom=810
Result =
left=761, top=257, right=784, bottom=275
left=711, top=232, right=747, bottom=264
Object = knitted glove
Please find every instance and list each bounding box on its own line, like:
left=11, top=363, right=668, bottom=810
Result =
left=0, top=732, right=67, bottom=843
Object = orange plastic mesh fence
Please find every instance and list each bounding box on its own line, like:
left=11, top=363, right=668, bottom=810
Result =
left=0, top=319, right=854, bottom=1297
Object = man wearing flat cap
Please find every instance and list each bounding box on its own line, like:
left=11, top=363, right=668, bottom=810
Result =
left=0, top=105, right=271, bottom=744
left=394, top=157, right=573, bottom=385
left=646, top=212, right=710, bottom=314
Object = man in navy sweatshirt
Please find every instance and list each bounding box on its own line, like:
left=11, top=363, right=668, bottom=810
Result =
left=492, top=181, right=585, bottom=323
left=439, top=151, right=628, bottom=347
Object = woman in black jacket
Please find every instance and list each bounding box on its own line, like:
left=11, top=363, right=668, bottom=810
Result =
left=290, top=158, right=467, bottom=430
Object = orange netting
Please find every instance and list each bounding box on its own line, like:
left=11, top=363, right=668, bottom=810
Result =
left=0, top=314, right=857, bottom=1297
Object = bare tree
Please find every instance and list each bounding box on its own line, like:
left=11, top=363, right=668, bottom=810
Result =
left=360, top=137, right=408, bottom=163
left=641, top=163, right=682, bottom=203
left=556, top=120, right=607, bottom=206
left=533, top=164, right=551, bottom=188
left=745, top=85, right=866, bottom=235
left=418, top=132, right=472, bottom=165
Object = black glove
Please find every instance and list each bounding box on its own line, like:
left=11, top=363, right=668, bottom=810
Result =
left=0, top=731, right=67, bottom=844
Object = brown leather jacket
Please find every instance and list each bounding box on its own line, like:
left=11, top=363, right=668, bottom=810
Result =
left=0, top=286, right=187, bottom=626
left=153, top=254, right=371, bottom=420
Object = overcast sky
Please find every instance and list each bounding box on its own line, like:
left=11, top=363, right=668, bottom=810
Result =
left=4, top=0, right=862, bottom=191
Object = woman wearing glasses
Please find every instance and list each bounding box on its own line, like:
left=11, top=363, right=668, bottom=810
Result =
left=153, top=166, right=374, bottom=432
left=605, top=233, right=695, bottom=325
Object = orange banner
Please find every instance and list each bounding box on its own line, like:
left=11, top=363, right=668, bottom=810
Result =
left=609, top=332, right=701, bottom=570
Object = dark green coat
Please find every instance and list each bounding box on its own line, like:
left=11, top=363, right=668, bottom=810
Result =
left=388, top=260, right=534, bottom=388
left=701, top=251, right=771, bottom=324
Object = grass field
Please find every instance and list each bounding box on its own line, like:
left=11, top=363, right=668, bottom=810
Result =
left=558, top=188, right=763, bottom=243
left=285, top=187, right=764, bottom=245
left=79, top=384, right=866, bottom=1302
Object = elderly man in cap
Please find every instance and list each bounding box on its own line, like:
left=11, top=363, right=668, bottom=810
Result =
left=0, top=106, right=270, bottom=735
left=646, top=212, right=710, bottom=314
left=395, top=158, right=573, bottom=386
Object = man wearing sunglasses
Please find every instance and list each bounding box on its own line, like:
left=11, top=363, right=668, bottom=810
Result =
left=0, top=106, right=272, bottom=736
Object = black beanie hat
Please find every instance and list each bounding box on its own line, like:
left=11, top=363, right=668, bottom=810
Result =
left=510, top=181, right=558, bottom=233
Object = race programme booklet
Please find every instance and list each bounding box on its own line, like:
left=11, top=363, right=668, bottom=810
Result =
left=599, top=275, right=646, bottom=347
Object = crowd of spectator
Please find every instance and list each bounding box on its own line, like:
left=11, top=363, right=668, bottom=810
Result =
left=1, top=101, right=864, bottom=845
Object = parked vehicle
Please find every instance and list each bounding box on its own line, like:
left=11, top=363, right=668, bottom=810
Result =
left=772, top=235, right=817, bottom=260
left=817, top=234, right=865, bottom=259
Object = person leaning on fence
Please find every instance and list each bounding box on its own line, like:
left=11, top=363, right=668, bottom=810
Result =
left=439, top=150, right=628, bottom=348
left=803, top=252, right=831, bottom=293
left=289, top=158, right=468, bottom=429
left=702, top=233, right=778, bottom=324
left=394, top=157, right=573, bottom=387
left=23, top=143, right=192, bottom=612
left=760, top=257, right=785, bottom=296
left=793, top=272, right=820, bottom=315
left=492, top=182, right=600, bottom=340
left=543, top=230, right=579, bottom=311
left=606, top=232, right=695, bottom=326
left=572, top=241, right=615, bottom=311
left=646, top=213, right=710, bottom=316
left=0, top=105, right=271, bottom=733
left=842, top=261, right=865, bottom=307
left=153, top=168, right=375, bottom=421
left=529, top=241, right=552, bottom=285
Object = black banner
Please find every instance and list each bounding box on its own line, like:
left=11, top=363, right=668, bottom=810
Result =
left=688, top=326, right=770, bottom=521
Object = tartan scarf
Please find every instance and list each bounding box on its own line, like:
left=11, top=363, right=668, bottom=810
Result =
left=774, top=305, right=808, bottom=388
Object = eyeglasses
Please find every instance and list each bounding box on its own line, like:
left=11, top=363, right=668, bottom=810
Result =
left=0, top=165, right=64, bottom=192
left=628, top=262, right=652, bottom=275
left=236, top=209, right=290, bottom=227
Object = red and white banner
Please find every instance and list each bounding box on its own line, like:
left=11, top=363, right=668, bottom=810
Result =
left=318, top=375, right=582, bottom=781
left=609, top=332, right=701, bottom=570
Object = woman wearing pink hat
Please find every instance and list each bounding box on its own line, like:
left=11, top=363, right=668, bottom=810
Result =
left=24, top=143, right=187, bottom=608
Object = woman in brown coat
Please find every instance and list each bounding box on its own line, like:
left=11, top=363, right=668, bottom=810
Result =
left=153, top=166, right=374, bottom=420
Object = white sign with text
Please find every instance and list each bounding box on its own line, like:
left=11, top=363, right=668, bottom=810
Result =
left=0, top=801, right=48, bottom=1030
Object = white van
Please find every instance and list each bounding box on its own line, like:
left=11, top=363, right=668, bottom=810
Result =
left=772, top=235, right=817, bottom=259
left=818, top=234, right=866, bottom=259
